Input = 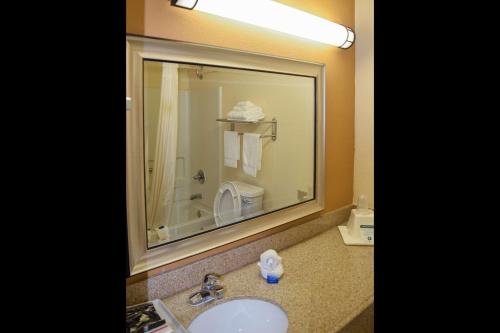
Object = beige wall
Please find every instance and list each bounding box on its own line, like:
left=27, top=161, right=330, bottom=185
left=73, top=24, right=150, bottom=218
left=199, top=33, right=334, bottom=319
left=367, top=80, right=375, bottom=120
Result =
left=127, top=0, right=355, bottom=214
left=353, top=0, right=374, bottom=209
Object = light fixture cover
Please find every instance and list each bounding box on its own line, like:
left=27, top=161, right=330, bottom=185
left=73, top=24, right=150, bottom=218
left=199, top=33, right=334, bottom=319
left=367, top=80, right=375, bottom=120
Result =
left=171, top=0, right=354, bottom=48
left=171, top=0, right=198, bottom=10
left=340, top=27, right=355, bottom=49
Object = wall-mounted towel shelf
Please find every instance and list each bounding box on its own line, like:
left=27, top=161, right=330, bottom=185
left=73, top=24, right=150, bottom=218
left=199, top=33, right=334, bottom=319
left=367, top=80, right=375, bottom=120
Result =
left=216, top=117, right=277, bottom=141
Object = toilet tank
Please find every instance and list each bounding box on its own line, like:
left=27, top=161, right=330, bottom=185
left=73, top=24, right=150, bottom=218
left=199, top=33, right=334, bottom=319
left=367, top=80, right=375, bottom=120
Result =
left=232, top=181, right=264, bottom=216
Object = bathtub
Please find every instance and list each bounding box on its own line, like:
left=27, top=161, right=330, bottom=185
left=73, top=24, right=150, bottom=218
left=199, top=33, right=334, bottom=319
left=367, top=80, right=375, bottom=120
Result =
left=168, top=201, right=216, bottom=238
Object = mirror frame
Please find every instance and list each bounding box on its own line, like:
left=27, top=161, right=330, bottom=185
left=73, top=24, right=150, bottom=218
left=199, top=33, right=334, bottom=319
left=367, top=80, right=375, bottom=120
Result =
left=126, top=35, right=325, bottom=275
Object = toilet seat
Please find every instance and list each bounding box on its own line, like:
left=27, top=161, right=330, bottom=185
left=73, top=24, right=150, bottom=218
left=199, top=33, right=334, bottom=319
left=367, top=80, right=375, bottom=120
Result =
left=213, top=182, right=242, bottom=227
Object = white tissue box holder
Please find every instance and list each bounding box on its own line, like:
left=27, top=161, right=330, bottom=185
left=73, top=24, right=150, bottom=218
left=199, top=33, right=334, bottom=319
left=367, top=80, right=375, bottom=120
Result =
left=338, top=209, right=374, bottom=246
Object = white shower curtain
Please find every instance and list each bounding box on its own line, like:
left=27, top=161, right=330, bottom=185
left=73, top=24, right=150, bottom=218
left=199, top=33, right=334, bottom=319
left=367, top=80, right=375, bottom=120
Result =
left=147, top=63, right=179, bottom=231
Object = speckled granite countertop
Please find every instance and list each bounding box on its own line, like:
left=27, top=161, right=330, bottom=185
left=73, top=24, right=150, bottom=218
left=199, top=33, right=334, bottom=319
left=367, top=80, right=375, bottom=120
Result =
left=162, top=226, right=374, bottom=332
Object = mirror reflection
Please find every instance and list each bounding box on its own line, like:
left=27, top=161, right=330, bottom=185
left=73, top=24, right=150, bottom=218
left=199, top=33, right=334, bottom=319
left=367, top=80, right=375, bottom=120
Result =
left=144, top=60, right=315, bottom=247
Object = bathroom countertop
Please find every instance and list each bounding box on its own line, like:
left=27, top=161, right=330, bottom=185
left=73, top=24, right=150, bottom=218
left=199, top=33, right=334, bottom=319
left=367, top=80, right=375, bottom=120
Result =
left=162, top=226, right=374, bottom=332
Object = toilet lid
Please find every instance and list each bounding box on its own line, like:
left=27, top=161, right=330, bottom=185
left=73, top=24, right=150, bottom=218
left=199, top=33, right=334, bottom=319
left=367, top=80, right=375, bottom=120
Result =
left=213, top=182, right=242, bottom=227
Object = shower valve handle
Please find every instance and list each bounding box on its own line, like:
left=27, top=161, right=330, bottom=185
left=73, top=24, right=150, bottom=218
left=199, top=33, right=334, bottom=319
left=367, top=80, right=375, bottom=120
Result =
left=192, top=169, right=205, bottom=184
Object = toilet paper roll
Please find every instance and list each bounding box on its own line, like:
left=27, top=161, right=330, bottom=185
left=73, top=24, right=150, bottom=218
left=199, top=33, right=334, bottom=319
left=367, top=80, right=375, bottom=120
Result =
left=155, top=225, right=169, bottom=241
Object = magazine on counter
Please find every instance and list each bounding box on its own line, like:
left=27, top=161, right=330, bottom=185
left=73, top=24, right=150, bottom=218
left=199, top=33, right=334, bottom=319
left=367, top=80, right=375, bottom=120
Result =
left=126, top=300, right=174, bottom=333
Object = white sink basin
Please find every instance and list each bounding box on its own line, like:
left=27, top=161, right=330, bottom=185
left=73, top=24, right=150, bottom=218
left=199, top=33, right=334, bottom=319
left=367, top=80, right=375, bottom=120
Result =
left=188, top=298, right=288, bottom=333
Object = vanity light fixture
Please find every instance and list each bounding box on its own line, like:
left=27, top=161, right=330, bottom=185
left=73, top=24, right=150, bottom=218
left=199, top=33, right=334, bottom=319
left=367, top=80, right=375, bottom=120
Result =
left=170, top=0, right=355, bottom=49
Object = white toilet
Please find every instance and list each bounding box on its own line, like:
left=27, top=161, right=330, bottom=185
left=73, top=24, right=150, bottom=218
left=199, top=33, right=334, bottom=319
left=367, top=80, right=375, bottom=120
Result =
left=213, top=181, right=264, bottom=227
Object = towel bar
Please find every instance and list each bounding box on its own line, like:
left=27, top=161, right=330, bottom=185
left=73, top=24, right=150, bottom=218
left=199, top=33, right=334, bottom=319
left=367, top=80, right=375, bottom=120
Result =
left=216, top=117, right=277, bottom=141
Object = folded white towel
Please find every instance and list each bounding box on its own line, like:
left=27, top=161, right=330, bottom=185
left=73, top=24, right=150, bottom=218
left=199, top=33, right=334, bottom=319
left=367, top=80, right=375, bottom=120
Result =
left=224, top=131, right=240, bottom=168
left=227, top=110, right=265, bottom=122
left=228, top=101, right=265, bottom=121
left=228, top=109, right=263, bottom=116
left=232, top=105, right=262, bottom=112
left=242, top=133, right=262, bottom=177
left=228, top=115, right=265, bottom=122
left=236, top=101, right=255, bottom=108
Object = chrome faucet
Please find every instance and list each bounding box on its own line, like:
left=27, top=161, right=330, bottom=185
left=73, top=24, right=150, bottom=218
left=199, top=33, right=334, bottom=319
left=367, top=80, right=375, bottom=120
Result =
left=188, top=273, right=224, bottom=306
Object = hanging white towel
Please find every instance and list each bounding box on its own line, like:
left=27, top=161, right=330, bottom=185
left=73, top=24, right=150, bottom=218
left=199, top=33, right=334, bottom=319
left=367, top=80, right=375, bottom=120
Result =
left=224, top=131, right=240, bottom=168
left=243, top=133, right=262, bottom=177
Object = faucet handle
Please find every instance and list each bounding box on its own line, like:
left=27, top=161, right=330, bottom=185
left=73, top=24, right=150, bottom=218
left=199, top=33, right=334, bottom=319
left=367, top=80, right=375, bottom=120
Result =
left=202, top=273, right=222, bottom=290
left=192, top=169, right=205, bottom=184
left=213, top=285, right=225, bottom=299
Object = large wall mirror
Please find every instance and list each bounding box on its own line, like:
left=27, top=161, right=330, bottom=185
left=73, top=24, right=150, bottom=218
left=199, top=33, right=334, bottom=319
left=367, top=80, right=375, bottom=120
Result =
left=127, top=36, right=325, bottom=275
